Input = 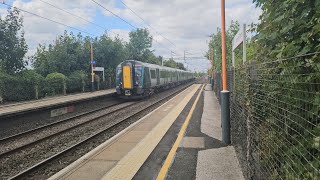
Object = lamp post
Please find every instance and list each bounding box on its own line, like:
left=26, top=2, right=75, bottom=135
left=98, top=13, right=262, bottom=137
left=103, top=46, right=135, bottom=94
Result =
left=220, top=0, right=231, bottom=145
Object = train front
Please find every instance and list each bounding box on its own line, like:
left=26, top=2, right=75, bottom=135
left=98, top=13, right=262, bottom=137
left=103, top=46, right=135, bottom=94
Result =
left=116, top=60, right=144, bottom=99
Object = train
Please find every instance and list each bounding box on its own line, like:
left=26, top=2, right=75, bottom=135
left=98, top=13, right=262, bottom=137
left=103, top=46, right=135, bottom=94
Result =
left=116, top=60, right=195, bottom=99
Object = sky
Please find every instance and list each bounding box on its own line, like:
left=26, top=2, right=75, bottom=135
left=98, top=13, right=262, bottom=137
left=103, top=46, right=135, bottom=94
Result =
left=0, top=0, right=262, bottom=72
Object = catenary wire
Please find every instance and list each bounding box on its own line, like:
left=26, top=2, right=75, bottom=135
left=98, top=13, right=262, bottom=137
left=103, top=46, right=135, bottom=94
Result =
left=2, top=2, right=95, bottom=37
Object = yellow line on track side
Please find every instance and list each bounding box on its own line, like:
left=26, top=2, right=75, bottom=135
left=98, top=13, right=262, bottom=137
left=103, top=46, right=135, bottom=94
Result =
left=156, top=84, right=205, bottom=180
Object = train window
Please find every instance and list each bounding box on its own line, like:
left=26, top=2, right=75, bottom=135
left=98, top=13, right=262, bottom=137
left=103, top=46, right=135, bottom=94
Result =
left=135, top=66, right=142, bottom=77
left=150, top=69, right=156, bottom=79
left=116, top=66, right=122, bottom=85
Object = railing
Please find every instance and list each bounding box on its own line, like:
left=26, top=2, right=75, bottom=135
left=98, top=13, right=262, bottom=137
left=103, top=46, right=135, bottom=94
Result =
left=214, top=53, right=320, bottom=179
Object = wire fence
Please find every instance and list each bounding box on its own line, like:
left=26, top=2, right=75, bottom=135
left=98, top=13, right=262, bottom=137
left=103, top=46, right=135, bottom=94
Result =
left=214, top=53, right=320, bottom=179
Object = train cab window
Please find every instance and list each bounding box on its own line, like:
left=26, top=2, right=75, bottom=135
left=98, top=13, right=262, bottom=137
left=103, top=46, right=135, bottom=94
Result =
left=116, top=66, right=122, bottom=85
left=135, top=66, right=143, bottom=84
left=150, top=69, right=156, bottom=79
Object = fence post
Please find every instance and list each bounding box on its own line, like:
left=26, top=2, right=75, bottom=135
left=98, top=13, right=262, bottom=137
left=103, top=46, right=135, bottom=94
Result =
left=63, top=82, right=66, bottom=95
left=247, top=61, right=257, bottom=178
left=35, top=85, right=39, bottom=99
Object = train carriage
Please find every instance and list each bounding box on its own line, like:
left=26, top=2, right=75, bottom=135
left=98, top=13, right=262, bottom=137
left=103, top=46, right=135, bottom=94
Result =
left=116, top=60, right=194, bottom=99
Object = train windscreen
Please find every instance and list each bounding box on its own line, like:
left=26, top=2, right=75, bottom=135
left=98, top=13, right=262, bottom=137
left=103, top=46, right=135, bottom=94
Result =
left=135, top=66, right=143, bottom=87
left=116, top=66, right=122, bottom=87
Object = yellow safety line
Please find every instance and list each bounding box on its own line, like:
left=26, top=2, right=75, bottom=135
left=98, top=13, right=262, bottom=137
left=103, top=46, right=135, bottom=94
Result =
left=156, top=84, right=205, bottom=180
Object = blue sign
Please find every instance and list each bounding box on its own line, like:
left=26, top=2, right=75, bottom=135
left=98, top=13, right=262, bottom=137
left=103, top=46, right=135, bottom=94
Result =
left=91, top=60, right=96, bottom=65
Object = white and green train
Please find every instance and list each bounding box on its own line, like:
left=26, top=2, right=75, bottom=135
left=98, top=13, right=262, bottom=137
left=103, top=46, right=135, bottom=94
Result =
left=116, top=60, right=194, bottom=99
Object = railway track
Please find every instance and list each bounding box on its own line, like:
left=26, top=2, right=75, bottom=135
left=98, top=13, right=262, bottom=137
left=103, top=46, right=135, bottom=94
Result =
left=0, top=101, right=135, bottom=157
left=0, top=100, right=123, bottom=142
left=1, top=83, right=193, bottom=179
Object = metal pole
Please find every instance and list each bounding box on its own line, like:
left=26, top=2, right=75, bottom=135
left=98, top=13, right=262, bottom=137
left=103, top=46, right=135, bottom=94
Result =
left=90, top=42, right=94, bottom=92
left=243, top=24, right=247, bottom=64
left=220, top=0, right=231, bottom=145
left=211, top=47, right=214, bottom=90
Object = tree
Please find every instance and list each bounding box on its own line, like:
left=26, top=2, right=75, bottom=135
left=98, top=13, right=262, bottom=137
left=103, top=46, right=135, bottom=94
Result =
left=94, top=33, right=128, bottom=80
left=207, top=21, right=239, bottom=71
left=32, top=31, right=91, bottom=76
left=164, top=59, right=186, bottom=70
left=127, top=28, right=153, bottom=61
left=0, top=8, right=28, bottom=74
left=253, top=0, right=320, bottom=59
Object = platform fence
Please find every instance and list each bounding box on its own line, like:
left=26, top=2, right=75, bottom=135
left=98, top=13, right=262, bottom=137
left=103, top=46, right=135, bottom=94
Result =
left=214, top=53, right=320, bottom=179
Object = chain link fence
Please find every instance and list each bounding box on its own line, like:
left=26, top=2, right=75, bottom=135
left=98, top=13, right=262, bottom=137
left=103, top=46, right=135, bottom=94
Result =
left=214, top=53, right=320, bottom=179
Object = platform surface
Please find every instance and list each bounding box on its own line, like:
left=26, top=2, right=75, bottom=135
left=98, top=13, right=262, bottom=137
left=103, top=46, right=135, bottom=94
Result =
left=0, top=89, right=115, bottom=117
left=49, top=84, right=201, bottom=180
left=195, top=84, right=244, bottom=180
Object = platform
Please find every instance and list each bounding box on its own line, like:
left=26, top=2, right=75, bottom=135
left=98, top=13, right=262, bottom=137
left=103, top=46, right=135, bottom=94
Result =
left=0, top=89, right=115, bottom=117
left=49, top=84, right=244, bottom=180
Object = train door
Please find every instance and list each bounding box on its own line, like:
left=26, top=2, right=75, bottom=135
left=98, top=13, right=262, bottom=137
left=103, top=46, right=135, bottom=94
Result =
left=144, top=67, right=151, bottom=88
left=156, top=68, right=160, bottom=85
left=150, top=69, right=157, bottom=86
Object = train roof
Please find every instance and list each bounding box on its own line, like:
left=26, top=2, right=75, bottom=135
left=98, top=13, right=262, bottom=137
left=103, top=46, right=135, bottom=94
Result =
left=123, top=60, right=192, bottom=73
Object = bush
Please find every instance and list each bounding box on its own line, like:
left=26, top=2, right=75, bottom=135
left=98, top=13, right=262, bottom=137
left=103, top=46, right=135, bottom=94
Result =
left=2, top=74, right=31, bottom=101
left=0, top=70, right=44, bottom=102
left=67, top=71, right=86, bottom=93
left=45, top=72, right=66, bottom=96
left=0, top=72, right=6, bottom=102
left=19, top=70, right=45, bottom=98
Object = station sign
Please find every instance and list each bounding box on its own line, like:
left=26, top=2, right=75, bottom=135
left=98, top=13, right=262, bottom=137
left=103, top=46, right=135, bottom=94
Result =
left=232, top=25, right=245, bottom=51
left=93, top=67, right=104, bottom=71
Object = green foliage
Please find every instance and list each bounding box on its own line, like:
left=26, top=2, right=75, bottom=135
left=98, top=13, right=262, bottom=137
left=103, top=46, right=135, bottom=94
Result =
left=128, top=28, right=153, bottom=59
left=0, top=70, right=44, bottom=101
left=252, top=0, right=320, bottom=58
left=45, top=72, right=66, bottom=96
left=207, top=21, right=240, bottom=72
left=164, top=59, right=186, bottom=70
left=0, top=8, right=28, bottom=74
left=67, top=71, right=86, bottom=93
left=94, top=34, right=128, bottom=79
left=32, top=31, right=90, bottom=76
left=250, top=1, right=320, bottom=178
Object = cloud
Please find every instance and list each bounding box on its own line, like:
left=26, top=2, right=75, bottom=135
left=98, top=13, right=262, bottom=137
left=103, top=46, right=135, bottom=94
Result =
left=1, top=0, right=98, bottom=54
left=108, top=29, right=130, bottom=42
left=108, top=0, right=261, bottom=72
left=0, top=0, right=261, bottom=72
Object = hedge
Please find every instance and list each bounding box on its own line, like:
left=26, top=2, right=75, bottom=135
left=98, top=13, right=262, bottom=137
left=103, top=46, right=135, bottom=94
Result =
left=67, top=71, right=86, bottom=93
left=0, top=70, right=45, bottom=101
left=44, top=72, right=66, bottom=96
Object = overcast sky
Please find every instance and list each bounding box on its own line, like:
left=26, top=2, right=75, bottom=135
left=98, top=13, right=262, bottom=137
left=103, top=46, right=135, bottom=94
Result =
left=0, top=0, right=261, bottom=72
